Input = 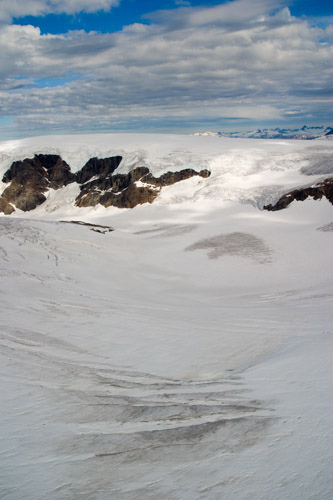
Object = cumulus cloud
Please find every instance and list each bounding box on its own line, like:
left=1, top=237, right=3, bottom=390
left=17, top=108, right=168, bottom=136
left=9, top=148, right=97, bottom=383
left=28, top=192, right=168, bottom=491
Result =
left=0, top=0, right=119, bottom=23
left=0, top=0, right=332, bottom=136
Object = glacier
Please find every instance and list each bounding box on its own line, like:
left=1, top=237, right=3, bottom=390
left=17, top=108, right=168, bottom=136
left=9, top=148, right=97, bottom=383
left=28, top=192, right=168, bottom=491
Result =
left=0, top=133, right=332, bottom=500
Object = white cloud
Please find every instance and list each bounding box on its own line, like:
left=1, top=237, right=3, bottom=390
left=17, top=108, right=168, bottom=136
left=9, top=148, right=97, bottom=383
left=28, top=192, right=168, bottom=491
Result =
left=0, top=0, right=332, bottom=135
left=0, top=0, right=119, bottom=23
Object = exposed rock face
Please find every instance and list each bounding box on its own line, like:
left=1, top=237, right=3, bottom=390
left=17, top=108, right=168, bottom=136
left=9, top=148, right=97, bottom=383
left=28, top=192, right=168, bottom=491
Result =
left=0, top=198, right=15, bottom=215
left=60, top=220, right=114, bottom=234
left=0, top=154, right=211, bottom=214
left=142, top=168, right=211, bottom=187
left=75, top=166, right=153, bottom=208
left=75, top=156, right=122, bottom=184
left=75, top=166, right=210, bottom=209
left=1, top=155, right=74, bottom=212
left=2, top=182, right=47, bottom=212
left=264, top=178, right=333, bottom=211
left=3, top=154, right=74, bottom=189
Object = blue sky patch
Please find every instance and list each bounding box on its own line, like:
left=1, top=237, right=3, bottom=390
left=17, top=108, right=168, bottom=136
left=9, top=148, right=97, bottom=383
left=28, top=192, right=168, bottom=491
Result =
left=12, top=0, right=228, bottom=34
left=32, top=76, right=81, bottom=89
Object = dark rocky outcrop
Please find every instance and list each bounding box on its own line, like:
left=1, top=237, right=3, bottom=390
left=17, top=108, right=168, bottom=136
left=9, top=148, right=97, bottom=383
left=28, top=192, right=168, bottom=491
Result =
left=35, top=154, right=75, bottom=189
left=0, top=198, right=15, bottom=215
left=101, top=184, right=159, bottom=209
left=75, top=166, right=155, bottom=208
left=75, top=167, right=210, bottom=209
left=2, top=181, right=47, bottom=212
left=1, top=154, right=74, bottom=212
left=75, top=156, right=122, bottom=184
left=264, top=177, right=333, bottom=211
left=60, top=220, right=114, bottom=234
left=0, top=154, right=211, bottom=214
left=142, top=168, right=211, bottom=187
left=76, top=167, right=149, bottom=201
left=3, top=154, right=75, bottom=189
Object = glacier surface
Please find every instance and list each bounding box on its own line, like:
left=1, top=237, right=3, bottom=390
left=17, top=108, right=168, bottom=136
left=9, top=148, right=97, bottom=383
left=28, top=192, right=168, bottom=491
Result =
left=0, top=134, right=332, bottom=499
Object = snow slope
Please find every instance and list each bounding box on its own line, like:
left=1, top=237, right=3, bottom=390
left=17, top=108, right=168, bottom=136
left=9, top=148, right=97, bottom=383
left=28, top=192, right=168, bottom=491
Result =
left=0, top=134, right=332, bottom=499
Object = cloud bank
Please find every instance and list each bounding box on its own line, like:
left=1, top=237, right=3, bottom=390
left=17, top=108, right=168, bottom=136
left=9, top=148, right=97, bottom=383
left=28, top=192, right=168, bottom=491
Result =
left=0, top=0, right=332, bottom=136
left=0, top=0, right=120, bottom=23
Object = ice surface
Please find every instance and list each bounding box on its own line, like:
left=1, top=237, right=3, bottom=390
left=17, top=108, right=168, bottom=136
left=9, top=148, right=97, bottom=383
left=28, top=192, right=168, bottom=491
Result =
left=0, top=134, right=332, bottom=499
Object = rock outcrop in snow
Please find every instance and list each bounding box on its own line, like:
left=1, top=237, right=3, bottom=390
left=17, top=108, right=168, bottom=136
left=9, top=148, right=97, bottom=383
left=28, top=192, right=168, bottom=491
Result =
left=0, top=154, right=74, bottom=214
left=0, top=154, right=211, bottom=214
left=263, top=177, right=333, bottom=211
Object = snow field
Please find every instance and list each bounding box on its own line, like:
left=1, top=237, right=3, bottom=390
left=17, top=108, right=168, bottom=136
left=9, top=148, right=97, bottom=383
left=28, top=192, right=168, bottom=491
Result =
left=0, top=134, right=332, bottom=499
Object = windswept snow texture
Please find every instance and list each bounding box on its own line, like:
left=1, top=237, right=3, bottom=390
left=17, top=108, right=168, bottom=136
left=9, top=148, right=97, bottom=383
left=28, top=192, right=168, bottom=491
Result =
left=0, top=134, right=333, bottom=500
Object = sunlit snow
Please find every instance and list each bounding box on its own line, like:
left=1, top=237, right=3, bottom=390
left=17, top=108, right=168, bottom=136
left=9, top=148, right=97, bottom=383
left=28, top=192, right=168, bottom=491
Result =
left=0, top=134, right=332, bottom=500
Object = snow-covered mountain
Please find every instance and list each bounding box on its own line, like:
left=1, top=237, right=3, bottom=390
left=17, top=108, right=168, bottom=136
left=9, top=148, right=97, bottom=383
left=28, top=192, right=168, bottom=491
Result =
left=195, top=125, right=333, bottom=139
left=1, top=134, right=333, bottom=500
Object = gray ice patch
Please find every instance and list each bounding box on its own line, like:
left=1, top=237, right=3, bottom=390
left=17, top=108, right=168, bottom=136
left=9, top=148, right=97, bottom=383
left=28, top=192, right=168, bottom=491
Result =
left=317, top=222, right=333, bottom=232
left=185, top=232, right=272, bottom=263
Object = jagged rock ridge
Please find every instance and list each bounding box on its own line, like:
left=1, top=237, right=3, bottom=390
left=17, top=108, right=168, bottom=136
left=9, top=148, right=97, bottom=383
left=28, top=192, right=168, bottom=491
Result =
left=0, top=154, right=211, bottom=214
left=263, top=178, right=333, bottom=211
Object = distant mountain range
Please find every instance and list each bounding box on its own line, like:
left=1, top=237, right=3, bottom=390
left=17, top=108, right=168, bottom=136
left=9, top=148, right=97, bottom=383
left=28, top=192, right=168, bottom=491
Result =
left=194, top=125, right=333, bottom=140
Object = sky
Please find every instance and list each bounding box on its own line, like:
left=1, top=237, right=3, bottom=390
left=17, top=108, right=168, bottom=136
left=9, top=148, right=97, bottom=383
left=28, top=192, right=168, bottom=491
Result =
left=0, top=0, right=332, bottom=139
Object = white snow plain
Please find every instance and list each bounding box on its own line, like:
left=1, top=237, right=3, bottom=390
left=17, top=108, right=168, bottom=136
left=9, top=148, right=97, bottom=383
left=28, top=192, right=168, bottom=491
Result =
left=0, top=134, right=332, bottom=500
